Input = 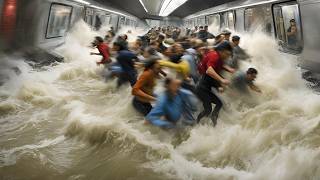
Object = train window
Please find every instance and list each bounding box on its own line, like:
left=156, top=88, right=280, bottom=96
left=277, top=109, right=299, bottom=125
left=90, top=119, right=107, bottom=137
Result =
left=100, top=15, right=111, bottom=26
left=197, top=17, right=205, bottom=26
left=94, top=15, right=102, bottom=30
left=207, top=14, right=220, bottom=27
left=220, top=13, right=226, bottom=29
left=85, top=8, right=94, bottom=26
left=227, top=11, right=235, bottom=30
left=46, top=4, right=72, bottom=39
left=118, top=16, right=125, bottom=28
left=244, top=6, right=273, bottom=34
left=192, top=19, right=196, bottom=27
left=125, top=19, right=130, bottom=26
left=273, top=3, right=302, bottom=53
left=86, top=15, right=93, bottom=26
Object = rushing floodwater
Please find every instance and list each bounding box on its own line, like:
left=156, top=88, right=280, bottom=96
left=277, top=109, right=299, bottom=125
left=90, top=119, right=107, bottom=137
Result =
left=0, top=21, right=320, bottom=180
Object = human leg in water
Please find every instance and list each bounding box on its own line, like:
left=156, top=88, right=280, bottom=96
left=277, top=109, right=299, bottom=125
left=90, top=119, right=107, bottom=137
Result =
left=132, top=97, right=152, bottom=116
left=116, top=73, right=127, bottom=88
left=195, top=87, right=213, bottom=123
left=116, top=72, right=137, bottom=88
left=196, top=100, right=212, bottom=123
left=210, top=93, right=223, bottom=126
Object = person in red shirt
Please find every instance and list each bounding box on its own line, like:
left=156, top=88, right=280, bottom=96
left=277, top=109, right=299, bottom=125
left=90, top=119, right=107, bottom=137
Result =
left=91, top=36, right=111, bottom=65
left=196, top=41, right=235, bottom=126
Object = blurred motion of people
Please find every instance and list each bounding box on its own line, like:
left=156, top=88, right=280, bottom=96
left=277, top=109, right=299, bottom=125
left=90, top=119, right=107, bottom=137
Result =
left=196, top=41, right=235, bottom=126
left=112, top=41, right=138, bottom=88
left=132, top=58, right=162, bottom=116
left=229, top=35, right=250, bottom=69
left=146, top=78, right=197, bottom=129
left=90, top=36, right=111, bottom=65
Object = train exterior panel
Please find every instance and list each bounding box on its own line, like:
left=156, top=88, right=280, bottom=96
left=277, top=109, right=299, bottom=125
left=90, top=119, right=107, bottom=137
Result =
left=0, top=0, right=144, bottom=62
left=299, top=0, right=320, bottom=72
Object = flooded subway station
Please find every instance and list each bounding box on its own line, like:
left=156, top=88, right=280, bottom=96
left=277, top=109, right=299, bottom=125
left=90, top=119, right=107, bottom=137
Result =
left=0, top=0, right=320, bottom=179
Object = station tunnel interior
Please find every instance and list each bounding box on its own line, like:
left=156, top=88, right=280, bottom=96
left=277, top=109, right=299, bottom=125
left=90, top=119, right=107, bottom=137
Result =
left=0, top=0, right=320, bottom=179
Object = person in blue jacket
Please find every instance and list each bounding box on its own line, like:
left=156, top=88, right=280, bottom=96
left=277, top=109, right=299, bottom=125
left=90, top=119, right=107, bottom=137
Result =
left=146, top=78, right=198, bottom=129
left=112, top=41, right=138, bottom=88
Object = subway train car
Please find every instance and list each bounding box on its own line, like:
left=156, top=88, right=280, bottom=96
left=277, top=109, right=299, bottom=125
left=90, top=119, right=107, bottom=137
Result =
left=84, top=5, right=140, bottom=32
left=184, top=0, right=320, bottom=73
left=0, top=0, right=142, bottom=64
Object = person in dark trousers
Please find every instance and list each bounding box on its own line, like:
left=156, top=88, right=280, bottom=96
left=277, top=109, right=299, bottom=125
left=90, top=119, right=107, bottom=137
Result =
left=112, top=42, right=138, bottom=88
left=90, top=36, right=111, bottom=65
left=196, top=41, right=235, bottom=126
left=132, top=57, right=162, bottom=116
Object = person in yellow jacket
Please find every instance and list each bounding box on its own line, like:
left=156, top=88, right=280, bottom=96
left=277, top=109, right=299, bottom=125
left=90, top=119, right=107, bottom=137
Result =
left=159, top=59, right=190, bottom=80
left=160, top=43, right=196, bottom=93
left=159, top=43, right=190, bottom=80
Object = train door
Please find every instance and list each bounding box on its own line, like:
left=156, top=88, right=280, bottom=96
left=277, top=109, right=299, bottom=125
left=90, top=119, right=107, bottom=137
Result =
left=109, top=14, right=119, bottom=31
left=46, top=3, right=73, bottom=39
left=227, top=11, right=236, bottom=31
left=273, top=2, right=302, bottom=53
left=244, top=5, right=274, bottom=35
left=220, top=13, right=226, bottom=29
left=220, top=11, right=235, bottom=31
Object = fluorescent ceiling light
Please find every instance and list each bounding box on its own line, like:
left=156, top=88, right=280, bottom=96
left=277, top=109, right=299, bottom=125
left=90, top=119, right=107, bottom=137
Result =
left=90, top=5, right=127, bottom=17
left=73, top=0, right=90, bottom=5
left=139, top=0, right=148, bottom=13
left=159, top=0, right=188, bottom=16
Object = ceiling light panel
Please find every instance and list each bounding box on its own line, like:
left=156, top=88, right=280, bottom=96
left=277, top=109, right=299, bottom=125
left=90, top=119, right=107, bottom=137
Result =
left=139, top=0, right=149, bottom=12
left=159, top=0, right=188, bottom=16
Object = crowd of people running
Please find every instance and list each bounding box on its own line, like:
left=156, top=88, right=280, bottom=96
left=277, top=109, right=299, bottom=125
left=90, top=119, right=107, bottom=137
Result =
left=90, top=25, right=262, bottom=129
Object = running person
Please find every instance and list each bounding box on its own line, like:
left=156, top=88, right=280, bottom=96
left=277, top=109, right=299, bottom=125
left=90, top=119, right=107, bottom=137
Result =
left=231, top=68, right=261, bottom=93
left=91, top=36, right=111, bottom=65
left=132, top=58, right=162, bottom=116
left=112, top=42, right=138, bottom=88
left=146, top=78, right=197, bottom=129
left=196, top=41, right=235, bottom=126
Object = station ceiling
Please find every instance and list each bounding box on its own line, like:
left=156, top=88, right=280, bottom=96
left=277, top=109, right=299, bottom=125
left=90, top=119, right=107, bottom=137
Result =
left=94, top=0, right=236, bottom=19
